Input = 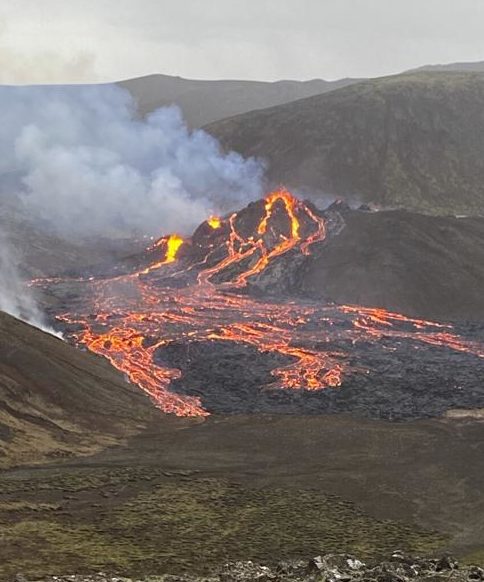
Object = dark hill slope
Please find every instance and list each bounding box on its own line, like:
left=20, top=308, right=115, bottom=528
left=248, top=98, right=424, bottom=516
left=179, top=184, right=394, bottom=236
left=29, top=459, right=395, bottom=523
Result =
left=0, top=311, right=158, bottom=468
left=207, top=72, right=484, bottom=215
left=299, top=209, right=484, bottom=321
left=244, top=206, right=484, bottom=322
left=119, top=74, right=359, bottom=127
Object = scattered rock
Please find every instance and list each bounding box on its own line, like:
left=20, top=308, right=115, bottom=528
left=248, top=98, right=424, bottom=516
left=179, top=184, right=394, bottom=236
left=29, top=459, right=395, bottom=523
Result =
left=13, top=552, right=484, bottom=582
left=435, top=555, right=459, bottom=571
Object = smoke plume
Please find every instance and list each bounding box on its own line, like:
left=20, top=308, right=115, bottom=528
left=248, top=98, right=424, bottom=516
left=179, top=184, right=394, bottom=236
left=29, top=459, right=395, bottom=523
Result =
left=0, top=84, right=264, bottom=239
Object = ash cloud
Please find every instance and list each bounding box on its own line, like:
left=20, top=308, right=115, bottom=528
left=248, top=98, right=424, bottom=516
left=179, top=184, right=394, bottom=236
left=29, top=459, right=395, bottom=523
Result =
left=0, top=84, right=264, bottom=239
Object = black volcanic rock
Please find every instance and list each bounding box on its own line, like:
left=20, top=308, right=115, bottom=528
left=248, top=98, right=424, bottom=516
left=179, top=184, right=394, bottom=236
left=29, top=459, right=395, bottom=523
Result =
left=36, top=195, right=484, bottom=421
left=155, top=340, right=295, bottom=413
left=154, top=330, right=484, bottom=420
left=248, top=207, right=484, bottom=322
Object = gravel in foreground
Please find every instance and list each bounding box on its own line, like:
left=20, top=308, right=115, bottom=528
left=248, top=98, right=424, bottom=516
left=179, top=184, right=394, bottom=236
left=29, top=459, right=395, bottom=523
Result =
left=13, top=551, right=484, bottom=582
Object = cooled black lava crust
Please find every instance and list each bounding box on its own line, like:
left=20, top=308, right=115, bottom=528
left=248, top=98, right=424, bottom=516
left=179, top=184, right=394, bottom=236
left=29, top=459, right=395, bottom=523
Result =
left=155, top=335, right=484, bottom=419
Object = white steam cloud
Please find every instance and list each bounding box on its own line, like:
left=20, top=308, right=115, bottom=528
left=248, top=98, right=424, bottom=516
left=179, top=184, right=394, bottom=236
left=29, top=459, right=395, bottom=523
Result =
left=0, top=233, right=59, bottom=335
left=0, top=84, right=264, bottom=238
left=0, top=83, right=265, bottom=331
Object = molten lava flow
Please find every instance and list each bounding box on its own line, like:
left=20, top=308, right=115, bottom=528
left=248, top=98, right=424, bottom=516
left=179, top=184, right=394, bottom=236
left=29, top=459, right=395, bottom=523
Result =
left=197, top=188, right=324, bottom=288
left=258, top=189, right=300, bottom=239
left=59, top=317, right=207, bottom=417
left=343, top=305, right=484, bottom=357
left=37, top=188, right=484, bottom=417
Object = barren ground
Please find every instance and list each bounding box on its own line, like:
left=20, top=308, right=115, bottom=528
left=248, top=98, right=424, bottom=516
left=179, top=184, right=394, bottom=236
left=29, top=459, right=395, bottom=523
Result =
left=1, top=413, right=484, bottom=579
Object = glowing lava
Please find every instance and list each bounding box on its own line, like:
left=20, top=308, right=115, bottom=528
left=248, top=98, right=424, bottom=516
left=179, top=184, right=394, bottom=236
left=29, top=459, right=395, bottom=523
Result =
left=197, top=189, right=325, bottom=288
left=207, top=216, right=222, bottom=229
left=140, top=234, right=184, bottom=275
left=37, top=189, right=484, bottom=417
left=165, top=234, right=184, bottom=262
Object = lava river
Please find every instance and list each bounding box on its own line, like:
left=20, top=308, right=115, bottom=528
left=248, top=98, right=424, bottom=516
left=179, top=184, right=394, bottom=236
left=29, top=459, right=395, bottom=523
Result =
left=39, top=189, right=484, bottom=417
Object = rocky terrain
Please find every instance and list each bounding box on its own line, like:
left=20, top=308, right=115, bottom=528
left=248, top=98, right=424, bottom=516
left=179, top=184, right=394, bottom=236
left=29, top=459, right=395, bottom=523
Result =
left=157, top=332, right=484, bottom=419
left=11, top=552, right=484, bottom=581
left=21, top=201, right=484, bottom=323
left=207, top=72, right=484, bottom=215
left=189, top=199, right=484, bottom=323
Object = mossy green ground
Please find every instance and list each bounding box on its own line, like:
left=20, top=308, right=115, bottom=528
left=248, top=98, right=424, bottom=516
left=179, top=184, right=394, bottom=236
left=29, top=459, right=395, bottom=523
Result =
left=0, top=467, right=445, bottom=579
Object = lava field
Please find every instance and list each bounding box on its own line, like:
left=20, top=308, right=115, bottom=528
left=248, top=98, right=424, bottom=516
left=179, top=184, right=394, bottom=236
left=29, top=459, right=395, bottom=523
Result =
left=36, top=190, right=484, bottom=420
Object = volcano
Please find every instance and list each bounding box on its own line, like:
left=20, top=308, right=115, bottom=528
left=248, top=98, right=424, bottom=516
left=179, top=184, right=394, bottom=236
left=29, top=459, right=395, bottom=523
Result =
left=36, top=190, right=484, bottom=420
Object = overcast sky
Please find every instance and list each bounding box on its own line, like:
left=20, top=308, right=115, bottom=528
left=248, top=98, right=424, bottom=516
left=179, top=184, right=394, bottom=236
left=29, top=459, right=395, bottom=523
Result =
left=1, top=0, right=484, bottom=84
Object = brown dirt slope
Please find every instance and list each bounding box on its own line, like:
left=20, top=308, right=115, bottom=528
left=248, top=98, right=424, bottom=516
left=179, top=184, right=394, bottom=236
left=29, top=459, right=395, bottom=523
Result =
left=0, top=311, right=158, bottom=468
left=206, top=72, right=484, bottom=215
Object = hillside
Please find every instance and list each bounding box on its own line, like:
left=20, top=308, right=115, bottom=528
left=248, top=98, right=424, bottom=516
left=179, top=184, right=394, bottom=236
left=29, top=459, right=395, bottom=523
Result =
left=0, top=311, right=158, bottom=468
left=280, top=208, right=484, bottom=322
left=118, top=73, right=359, bottom=126
left=413, top=60, right=484, bottom=73
left=206, top=72, right=484, bottom=215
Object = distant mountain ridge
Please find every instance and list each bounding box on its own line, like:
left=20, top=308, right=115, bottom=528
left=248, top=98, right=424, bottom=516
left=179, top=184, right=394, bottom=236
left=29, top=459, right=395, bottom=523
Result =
left=118, top=73, right=360, bottom=127
left=206, top=71, right=484, bottom=216
left=411, top=60, right=484, bottom=73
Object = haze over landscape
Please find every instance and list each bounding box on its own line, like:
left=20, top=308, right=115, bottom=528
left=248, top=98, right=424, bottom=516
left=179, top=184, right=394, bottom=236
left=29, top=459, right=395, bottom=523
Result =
left=1, top=2, right=484, bottom=581
left=3, top=0, right=484, bottom=83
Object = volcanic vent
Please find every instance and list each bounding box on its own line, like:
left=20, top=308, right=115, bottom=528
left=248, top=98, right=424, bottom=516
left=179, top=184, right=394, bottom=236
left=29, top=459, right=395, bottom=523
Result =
left=38, top=190, right=484, bottom=419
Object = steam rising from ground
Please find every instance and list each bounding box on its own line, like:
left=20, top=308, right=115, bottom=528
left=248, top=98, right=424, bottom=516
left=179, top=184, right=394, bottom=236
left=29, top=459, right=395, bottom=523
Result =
left=0, top=84, right=264, bottom=238
left=0, top=233, right=58, bottom=334
left=0, top=83, right=264, bottom=329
